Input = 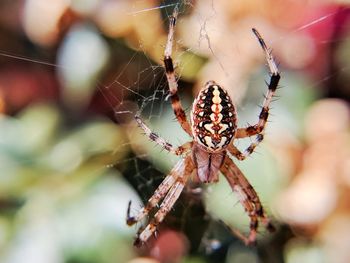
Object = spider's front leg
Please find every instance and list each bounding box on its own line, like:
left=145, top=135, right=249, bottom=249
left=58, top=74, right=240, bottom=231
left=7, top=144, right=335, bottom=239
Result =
left=163, top=9, right=192, bottom=136
left=220, top=155, right=274, bottom=245
left=235, top=29, right=280, bottom=139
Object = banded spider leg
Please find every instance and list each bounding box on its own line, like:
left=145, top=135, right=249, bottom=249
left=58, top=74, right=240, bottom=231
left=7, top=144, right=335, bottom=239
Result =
left=127, top=156, right=195, bottom=246
left=220, top=155, right=275, bottom=245
left=233, top=28, right=281, bottom=158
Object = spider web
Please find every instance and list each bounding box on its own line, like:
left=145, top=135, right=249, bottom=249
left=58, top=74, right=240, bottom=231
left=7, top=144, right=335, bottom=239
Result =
left=0, top=0, right=350, bottom=260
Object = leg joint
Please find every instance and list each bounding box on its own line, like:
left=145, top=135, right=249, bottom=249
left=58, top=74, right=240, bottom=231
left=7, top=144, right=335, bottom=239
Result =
left=259, top=107, right=269, bottom=121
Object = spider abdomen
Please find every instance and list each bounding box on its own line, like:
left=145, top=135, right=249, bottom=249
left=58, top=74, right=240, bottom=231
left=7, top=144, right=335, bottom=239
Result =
left=191, top=81, right=237, bottom=152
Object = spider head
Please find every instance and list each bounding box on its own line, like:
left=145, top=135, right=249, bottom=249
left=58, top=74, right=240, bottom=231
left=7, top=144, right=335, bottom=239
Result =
left=191, top=81, right=237, bottom=153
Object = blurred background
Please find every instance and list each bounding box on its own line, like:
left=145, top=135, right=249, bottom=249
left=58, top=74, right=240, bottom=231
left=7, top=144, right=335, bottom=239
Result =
left=0, top=0, right=349, bottom=262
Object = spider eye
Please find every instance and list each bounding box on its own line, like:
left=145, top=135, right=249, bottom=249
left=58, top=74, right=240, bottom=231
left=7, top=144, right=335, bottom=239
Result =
left=191, top=83, right=237, bottom=152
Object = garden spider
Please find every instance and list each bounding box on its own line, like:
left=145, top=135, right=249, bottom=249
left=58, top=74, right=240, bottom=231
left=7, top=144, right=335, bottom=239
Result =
left=127, top=9, right=280, bottom=247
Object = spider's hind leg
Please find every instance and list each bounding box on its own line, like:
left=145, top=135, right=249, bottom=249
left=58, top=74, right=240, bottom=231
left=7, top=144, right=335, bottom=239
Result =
left=133, top=156, right=195, bottom=246
left=220, top=155, right=275, bottom=245
left=126, top=157, right=187, bottom=227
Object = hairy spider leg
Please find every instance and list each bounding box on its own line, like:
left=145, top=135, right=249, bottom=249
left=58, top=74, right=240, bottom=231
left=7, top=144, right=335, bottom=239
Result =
left=126, top=171, right=177, bottom=226
left=127, top=157, right=190, bottom=226
left=235, top=29, right=280, bottom=140
left=133, top=156, right=195, bottom=246
left=134, top=115, right=192, bottom=155
left=163, top=9, right=192, bottom=136
left=227, top=134, right=264, bottom=161
left=221, top=155, right=274, bottom=245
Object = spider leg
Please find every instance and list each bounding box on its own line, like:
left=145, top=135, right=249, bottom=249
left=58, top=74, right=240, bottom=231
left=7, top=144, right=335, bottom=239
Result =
left=127, top=157, right=189, bottom=226
left=235, top=29, right=280, bottom=139
left=220, top=155, right=274, bottom=245
left=163, top=9, right=192, bottom=136
left=227, top=134, right=264, bottom=161
left=135, top=115, right=192, bottom=155
left=133, top=156, right=194, bottom=246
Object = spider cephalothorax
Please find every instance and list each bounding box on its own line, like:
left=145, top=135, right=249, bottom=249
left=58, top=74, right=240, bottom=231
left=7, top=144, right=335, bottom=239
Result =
left=127, top=9, right=280, bottom=247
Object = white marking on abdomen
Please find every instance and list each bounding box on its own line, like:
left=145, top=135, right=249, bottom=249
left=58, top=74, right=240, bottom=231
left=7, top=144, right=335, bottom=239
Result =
left=216, top=137, right=227, bottom=148
left=210, top=113, right=223, bottom=123
left=218, top=124, right=229, bottom=134
left=211, top=104, right=222, bottom=112
left=204, top=136, right=215, bottom=148
left=204, top=123, right=215, bottom=134
left=212, top=86, right=222, bottom=104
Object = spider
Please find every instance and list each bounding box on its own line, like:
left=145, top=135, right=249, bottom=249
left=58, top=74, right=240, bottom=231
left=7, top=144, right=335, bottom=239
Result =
left=127, top=9, right=280, bottom=247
